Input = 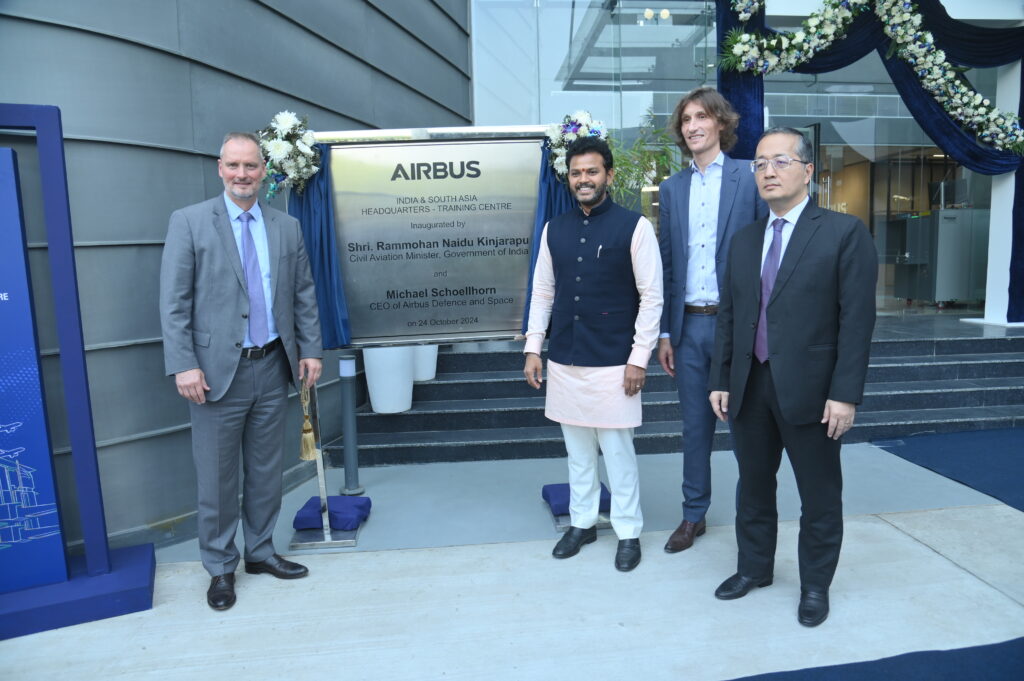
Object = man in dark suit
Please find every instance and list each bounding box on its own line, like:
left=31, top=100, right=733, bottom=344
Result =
left=709, top=127, right=877, bottom=627
left=657, top=87, right=767, bottom=554
left=160, top=132, right=323, bottom=611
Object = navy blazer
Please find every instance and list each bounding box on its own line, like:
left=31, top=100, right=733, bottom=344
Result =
left=710, top=203, right=878, bottom=425
left=658, top=154, right=767, bottom=346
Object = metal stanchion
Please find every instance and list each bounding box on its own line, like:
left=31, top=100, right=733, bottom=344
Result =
left=289, top=382, right=358, bottom=549
left=338, top=351, right=365, bottom=495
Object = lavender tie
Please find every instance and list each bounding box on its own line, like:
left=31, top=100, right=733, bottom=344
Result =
left=754, top=218, right=786, bottom=363
left=239, top=211, right=269, bottom=347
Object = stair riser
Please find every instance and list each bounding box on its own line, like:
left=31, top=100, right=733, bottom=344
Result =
left=867, top=362, right=1024, bottom=382
left=335, top=416, right=1021, bottom=466
left=869, top=337, right=1024, bottom=358
left=435, top=338, right=1024, bottom=373
left=414, top=374, right=680, bottom=401
left=418, top=363, right=1024, bottom=401
left=358, top=387, right=1024, bottom=433
left=861, top=387, right=1024, bottom=411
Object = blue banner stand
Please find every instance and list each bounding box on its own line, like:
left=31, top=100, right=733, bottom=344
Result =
left=0, top=104, right=155, bottom=640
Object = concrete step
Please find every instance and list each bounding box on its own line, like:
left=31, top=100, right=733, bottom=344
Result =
left=414, top=353, right=1024, bottom=402
left=432, top=336, right=1024, bottom=374
left=328, top=405, right=1024, bottom=466
left=363, top=377, right=1024, bottom=434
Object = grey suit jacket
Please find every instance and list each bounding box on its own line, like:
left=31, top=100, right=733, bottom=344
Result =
left=710, top=203, right=878, bottom=424
left=160, top=195, right=322, bottom=402
left=658, top=154, right=767, bottom=346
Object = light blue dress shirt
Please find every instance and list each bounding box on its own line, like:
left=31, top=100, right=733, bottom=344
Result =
left=223, top=194, right=280, bottom=347
left=685, top=152, right=724, bottom=306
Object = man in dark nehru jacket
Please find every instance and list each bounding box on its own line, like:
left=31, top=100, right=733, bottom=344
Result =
left=657, top=86, right=767, bottom=555
left=160, top=131, right=323, bottom=611
left=709, top=127, right=876, bottom=626
left=524, top=136, right=663, bottom=572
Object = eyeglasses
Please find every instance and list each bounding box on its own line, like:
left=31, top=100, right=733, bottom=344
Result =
left=750, top=157, right=809, bottom=173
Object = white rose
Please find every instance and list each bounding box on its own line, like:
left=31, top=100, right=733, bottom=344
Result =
left=733, top=44, right=746, bottom=56
left=794, top=31, right=805, bottom=42
left=780, top=36, right=790, bottom=49
left=296, top=140, right=312, bottom=155
left=302, top=131, right=315, bottom=146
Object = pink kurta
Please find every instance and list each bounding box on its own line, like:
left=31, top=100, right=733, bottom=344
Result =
left=524, top=216, right=663, bottom=428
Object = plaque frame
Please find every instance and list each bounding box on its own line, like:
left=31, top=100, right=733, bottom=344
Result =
left=316, top=126, right=548, bottom=348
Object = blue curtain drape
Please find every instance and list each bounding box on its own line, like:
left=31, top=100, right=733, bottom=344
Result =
left=288, top=143, right=351, bottom=348
left=715, top=0, right=1023, bottom=321
left=717, top=0, right=765, bottom=161
left=521, top=143, right=576, bottom=333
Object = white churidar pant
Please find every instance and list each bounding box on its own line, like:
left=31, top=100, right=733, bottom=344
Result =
left=561, top=423, right=643, bottom=539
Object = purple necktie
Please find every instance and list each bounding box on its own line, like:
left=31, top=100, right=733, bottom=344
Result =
left=239, top=211, right=269, bottom=347
left=754, top=218, right=785, bottom=363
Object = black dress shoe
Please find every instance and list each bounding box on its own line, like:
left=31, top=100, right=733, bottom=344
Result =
left=244, top=554, right=309, bottom=579
left=714, top=572, right=773, bottom=600
left=552, top=526, right=597, bottom=559
left=615, top=539, right=641, bottom=572
left=798, top=588, right=829, bottom=627
left=207, top=573, right=236, bottom=611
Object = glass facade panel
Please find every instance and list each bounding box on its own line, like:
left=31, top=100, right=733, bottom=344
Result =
left=472, top=1, right=1014, bottom=313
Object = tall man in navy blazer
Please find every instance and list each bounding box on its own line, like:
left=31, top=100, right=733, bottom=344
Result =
left=657, top=87, right=767, bottom=554
left=160, top=132, right=323, bottom=611
left=709, top=128, right=877, bottom=627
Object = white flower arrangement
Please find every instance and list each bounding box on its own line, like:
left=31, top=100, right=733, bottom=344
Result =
left=257, top=111, right=321, bottom=199
left=722, top=0, right=1024, bottom=155
left=545, top=111, right=607, bottom=181
left=878, top=0, right=1024, bottom=154
left=732, top=0, right=761, bottom=23
left=722, top=0, right=870, bottom=76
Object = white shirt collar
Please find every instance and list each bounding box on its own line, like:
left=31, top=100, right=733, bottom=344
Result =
left=768, top=194, right=810, bottom=228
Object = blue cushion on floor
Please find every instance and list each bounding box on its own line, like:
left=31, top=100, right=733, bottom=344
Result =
left=292, top=495, right=371, bottom=531
left=541, top=482, right=611, bottom=516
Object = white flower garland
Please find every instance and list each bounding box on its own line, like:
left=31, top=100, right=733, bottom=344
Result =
left=257, top=111, right=321, bottom=199
left=545, top=110, right=607, bottom=181
left=723, top=0, right=1024, bottom=155
left=723, top=0, right=871, bottom=75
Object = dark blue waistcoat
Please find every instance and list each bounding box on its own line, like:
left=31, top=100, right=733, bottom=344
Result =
left=546, top=196, right=640, bottom=367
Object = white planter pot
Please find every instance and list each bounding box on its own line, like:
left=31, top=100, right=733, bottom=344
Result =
left=412, top=344, right=439, bottom=382
left=363, top=346, right=414, bottom=413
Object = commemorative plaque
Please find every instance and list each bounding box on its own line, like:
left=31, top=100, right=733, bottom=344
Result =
left=324, top=129, right=544, bottom=346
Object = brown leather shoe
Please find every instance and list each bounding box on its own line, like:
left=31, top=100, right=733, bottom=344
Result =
left=664, top=518, right=706, bottom=553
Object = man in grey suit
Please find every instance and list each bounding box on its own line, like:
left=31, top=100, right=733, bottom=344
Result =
left=160, top=131, right=323, bottom=611
left=710, top=127, right=877, bottom=626
left=657, top=87, right=767, bottom=554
